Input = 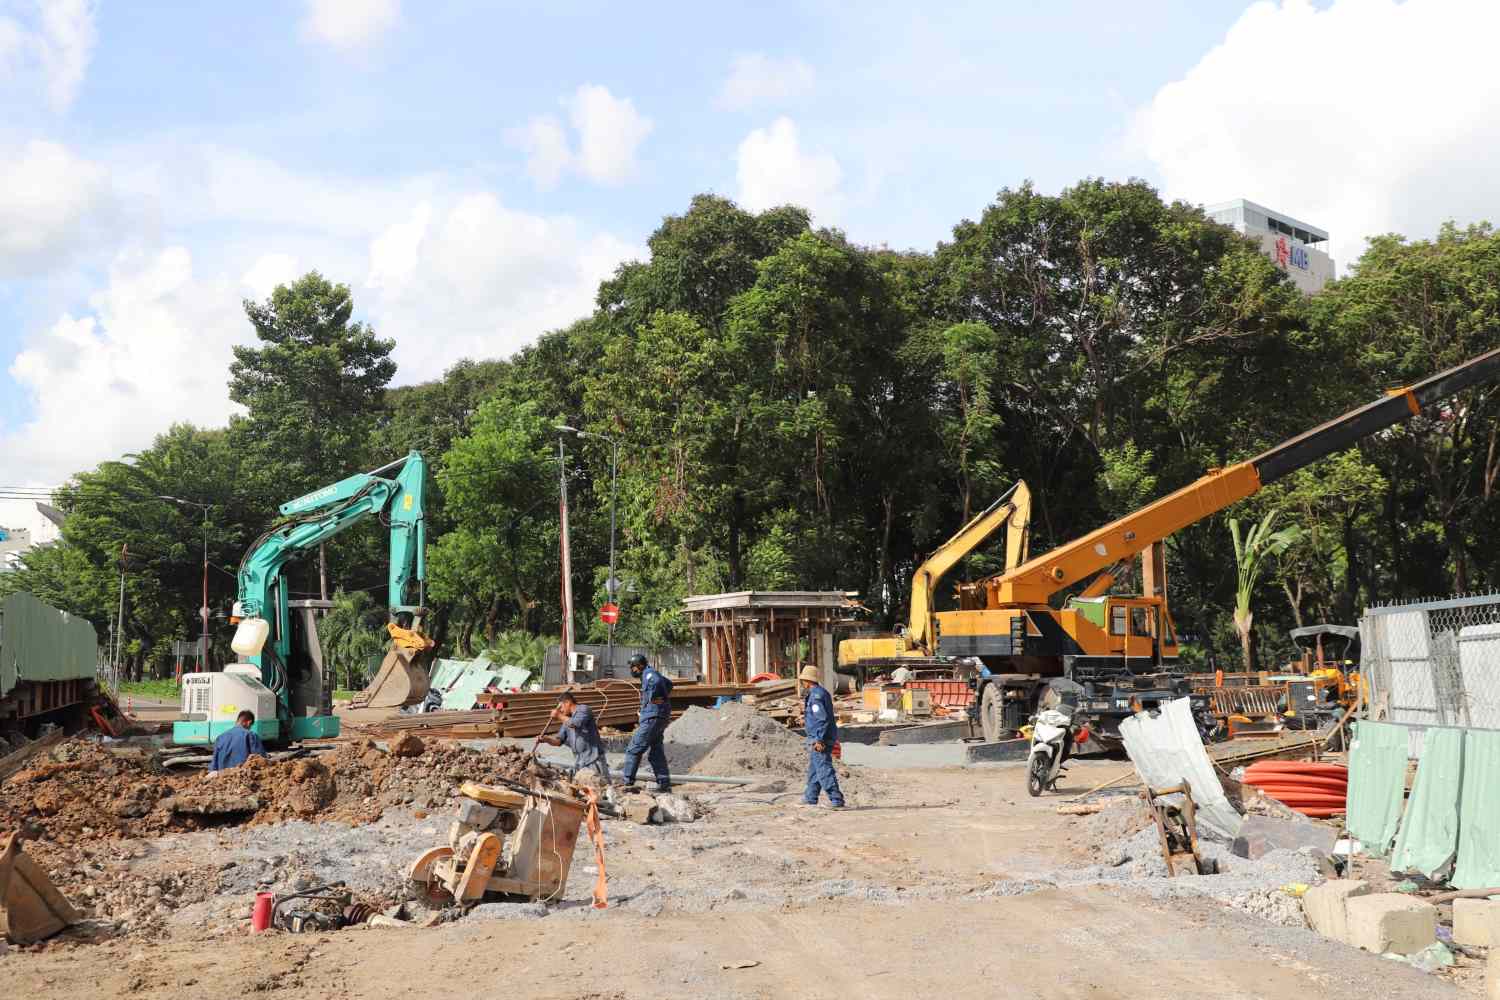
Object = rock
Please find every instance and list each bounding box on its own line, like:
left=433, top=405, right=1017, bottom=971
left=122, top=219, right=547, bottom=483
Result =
left=467, top=902, right=547, bottom=921
left=389, top=733, right=425, bottom=758
left=622, top=797, right=655, bottom=825
left=1345, top=893, right=1438, bottom=956
left=1303, top=879, right=1369, bottom=942
left=1453, top=897, right=1500, bottom=948
left=1407, top=941, right=1455, bottom=973
left=651, top=794, right=702, bottom=824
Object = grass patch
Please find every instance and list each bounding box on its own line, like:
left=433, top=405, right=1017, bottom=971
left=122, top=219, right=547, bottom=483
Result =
left=118, top=678, right=182, bottom=700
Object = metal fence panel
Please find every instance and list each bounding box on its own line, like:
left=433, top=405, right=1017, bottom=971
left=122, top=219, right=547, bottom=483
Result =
left=1362, top=594, right=1500, bottom=757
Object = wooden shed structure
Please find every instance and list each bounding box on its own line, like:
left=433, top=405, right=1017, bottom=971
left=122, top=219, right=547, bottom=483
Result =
left=682, top=591, right=861, bottom=690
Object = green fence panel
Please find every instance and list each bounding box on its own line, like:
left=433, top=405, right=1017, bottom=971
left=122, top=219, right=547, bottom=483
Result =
left=1346, top=719, right=1410, bottom=857
left=0, top=591, right=100, bottom=698
left=1454, top=728, right=1500, bottom=889
left=1390, top=727, right=1463, bottom=879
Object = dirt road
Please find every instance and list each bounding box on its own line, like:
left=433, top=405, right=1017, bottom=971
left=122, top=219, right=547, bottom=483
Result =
left=1, top=759, right=1464, bottom=999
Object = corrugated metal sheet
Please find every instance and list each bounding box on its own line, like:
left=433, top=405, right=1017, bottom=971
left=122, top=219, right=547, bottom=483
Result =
left=1390, top=726, right=1463, bottom=879
left=1454, top=728, right=1500, bottom=888
left=0, top=591, right=99, bottom=698
left=1346, top=720, right=1410, bottom=857
left=1118, top=697, right=1242, bottom=839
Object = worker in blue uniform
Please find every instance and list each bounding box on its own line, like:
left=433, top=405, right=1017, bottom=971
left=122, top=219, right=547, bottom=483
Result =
left=541, top=690, right=612, bottom=784
left=799, top=664, right=844, bottom=807
left=620, top=653, right=672, bottom=792
left=211, top=710, right=267, bottom=772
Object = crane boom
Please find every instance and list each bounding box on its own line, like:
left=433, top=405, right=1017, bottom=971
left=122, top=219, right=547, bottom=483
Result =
left=991, top=346, right=1500, bottom=607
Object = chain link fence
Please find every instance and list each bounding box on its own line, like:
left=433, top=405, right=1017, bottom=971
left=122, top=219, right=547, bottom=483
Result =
left=1361, top=593, right=1500, bottom=756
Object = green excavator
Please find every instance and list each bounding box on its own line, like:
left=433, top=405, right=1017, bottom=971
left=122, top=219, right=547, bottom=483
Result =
left=172, top=452, right=433, bottom=747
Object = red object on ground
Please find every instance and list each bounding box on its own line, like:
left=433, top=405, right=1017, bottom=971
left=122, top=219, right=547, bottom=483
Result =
left=1241, top=760, right=1348, bottom=817
left=905, top=679, right=974, bottom=708
left=251, top=892, right=273, bottom=932
left=1244, top=761, right=1348, bottom=778
left=748, top=673, right=779, bottom=684
left=1244, top=775, right=1348, bottom=793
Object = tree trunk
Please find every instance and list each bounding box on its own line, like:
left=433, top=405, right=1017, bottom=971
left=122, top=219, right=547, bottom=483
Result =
left=1447, top=519, right=1470, bottom=594
left=1234, top=609, right=1253, bottom=672
left=1282, top=579, right=1305, bottom=629
left=727, top=491, right=745, bottom=589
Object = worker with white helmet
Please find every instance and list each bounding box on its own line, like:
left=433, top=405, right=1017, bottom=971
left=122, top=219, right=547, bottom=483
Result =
left=798, top=663, right=844, bottom=807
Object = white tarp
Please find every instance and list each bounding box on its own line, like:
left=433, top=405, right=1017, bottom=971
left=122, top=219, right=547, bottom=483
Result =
left=1118, top=697, right=1241, bottom=839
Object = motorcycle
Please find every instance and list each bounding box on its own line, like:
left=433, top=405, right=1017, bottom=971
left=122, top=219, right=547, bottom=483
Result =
left=1026, top=680, right=1086, bottom=797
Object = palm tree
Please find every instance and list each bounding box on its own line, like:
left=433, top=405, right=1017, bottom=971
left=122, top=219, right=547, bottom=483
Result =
left=1231, top=511, right=1302, bottom=671
left=318, top=590, right=388, bottom=691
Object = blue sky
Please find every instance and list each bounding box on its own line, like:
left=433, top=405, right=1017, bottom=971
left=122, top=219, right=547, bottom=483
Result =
left=4, top=0, right=1500, bottom=530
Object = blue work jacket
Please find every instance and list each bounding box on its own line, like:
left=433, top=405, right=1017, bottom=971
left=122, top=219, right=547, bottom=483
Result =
left=638, top=666, right=673, bottom=724
left=559, top=703, right=605, bottom=767
left=211, top=726, right=266, bottom=771
left=804, top=683, right=838, bottom=746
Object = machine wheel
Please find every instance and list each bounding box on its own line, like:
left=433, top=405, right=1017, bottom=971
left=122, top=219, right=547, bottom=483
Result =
left=980, top=683, right=1005, bottom=743
left=1026, top=755, right=1048, bottom=797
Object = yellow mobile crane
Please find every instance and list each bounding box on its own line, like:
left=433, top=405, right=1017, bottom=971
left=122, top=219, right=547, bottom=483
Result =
left=947, top=347, right=1500, bottom=744
left=838, top=481, right=1032, bottom=672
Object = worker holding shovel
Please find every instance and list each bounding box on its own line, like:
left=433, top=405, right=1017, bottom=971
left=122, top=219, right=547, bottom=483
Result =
left=540, top=691, right=612, bottom=785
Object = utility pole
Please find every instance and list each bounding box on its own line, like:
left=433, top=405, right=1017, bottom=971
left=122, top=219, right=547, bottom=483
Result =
left=556, top=425, right=620, bottom=674
left=558, top=435, right=575, bottom=677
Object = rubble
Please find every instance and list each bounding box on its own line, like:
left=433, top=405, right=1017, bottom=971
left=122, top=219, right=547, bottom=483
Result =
left=0, top=737, right=569, bottom=846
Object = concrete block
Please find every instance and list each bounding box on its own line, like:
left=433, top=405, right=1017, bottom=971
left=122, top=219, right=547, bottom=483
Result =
left=1345, top=893, right=1439, bottom=956
left=1454, top=897, right=1500, bottom=948
left=1303, top=880, right=1370, bottom=941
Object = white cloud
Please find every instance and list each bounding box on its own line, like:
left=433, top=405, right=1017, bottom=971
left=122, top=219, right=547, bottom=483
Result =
left=2, top=247, right=247, bottom=486
left=718, top=53, right=815, bottom=110
left=0, top=0, right=97, bottom=110
left=735, top=117, right=843, bottom=219
left=509, top=116, right=572, bottom=190
left=241, top=253, right=302, bottom=300
left=566, top=84, right=653, bottom=185
left=301, top=0, right=399, bottom=50
left=366, top=194, right=640, bottom=381
left=509, top=85, right=653, bottom=188
left=1134, top=0, right=1500, bottom=267
left=365, top=201, right=429, bottom=294
left=0, top=139, right=109, bottom=276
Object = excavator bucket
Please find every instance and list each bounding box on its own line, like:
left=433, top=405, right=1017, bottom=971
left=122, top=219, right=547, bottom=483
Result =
left=0, top=832, right=80, bottom=945
left=352, top=645, right=432, bottom=710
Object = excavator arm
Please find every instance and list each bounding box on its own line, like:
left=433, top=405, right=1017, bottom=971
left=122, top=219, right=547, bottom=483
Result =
left=236, top=452, right=429, bottom=719
left=991, top=347, right=1500, bottom=607
left=905, top=481, right=1030, bottom=653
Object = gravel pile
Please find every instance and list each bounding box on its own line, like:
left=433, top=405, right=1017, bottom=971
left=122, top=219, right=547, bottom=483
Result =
left=662, top=703, right=871, bottom=803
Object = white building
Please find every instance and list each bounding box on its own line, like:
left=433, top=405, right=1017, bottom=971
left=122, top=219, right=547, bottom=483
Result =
left=0, top=527, right=32, bottom=572
left=1206, top=198, right=1334, bottom=294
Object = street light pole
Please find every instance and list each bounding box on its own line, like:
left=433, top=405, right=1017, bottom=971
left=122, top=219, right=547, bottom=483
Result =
left=556, top=425, right=620, bottom=673
left=160, top=496, right=212, bottom=673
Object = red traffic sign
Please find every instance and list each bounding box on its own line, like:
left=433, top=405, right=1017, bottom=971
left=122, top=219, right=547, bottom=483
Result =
left=599, top=603, right=620, bottom=625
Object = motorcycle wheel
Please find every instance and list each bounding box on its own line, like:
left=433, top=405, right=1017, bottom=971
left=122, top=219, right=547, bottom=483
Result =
left=1026, top=754, right=1048, bottom=797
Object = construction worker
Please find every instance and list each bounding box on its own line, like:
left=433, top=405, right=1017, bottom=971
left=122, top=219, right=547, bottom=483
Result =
left=799, top=663, right=844, bottom=807
left=541, top=691, right=611, bottom=785
left=210, top=710, right=266, bottom=773
left=620, top=653, right=672, bottom=792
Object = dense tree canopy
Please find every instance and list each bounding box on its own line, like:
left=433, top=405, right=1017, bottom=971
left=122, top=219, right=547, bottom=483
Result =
left=11, top=182, right=1500, bottom=677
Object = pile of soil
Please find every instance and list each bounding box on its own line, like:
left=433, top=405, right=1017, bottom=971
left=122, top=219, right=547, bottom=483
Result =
left=663, top=703, right=869, bottom=802
left=1065, top=794, right=1154, bottom=862
left=0, top=737, right=570, bottom=847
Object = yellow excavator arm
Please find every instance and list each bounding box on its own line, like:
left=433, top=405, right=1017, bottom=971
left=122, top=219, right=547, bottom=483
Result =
left=906, top=481, right=1031, bottom=653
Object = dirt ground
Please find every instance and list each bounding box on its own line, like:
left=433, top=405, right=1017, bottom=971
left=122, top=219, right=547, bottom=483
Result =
left=2, top=756, right=1468, bottom=1000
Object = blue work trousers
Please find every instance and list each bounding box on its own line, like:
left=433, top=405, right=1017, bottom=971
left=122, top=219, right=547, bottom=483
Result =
left=803, top=746, right=844, bottom=806
left=621, top=719, right=671, bottom=791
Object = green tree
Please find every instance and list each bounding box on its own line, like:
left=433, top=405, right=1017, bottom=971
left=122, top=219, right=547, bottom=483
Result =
left=317, top=589, right=388, bottom=690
